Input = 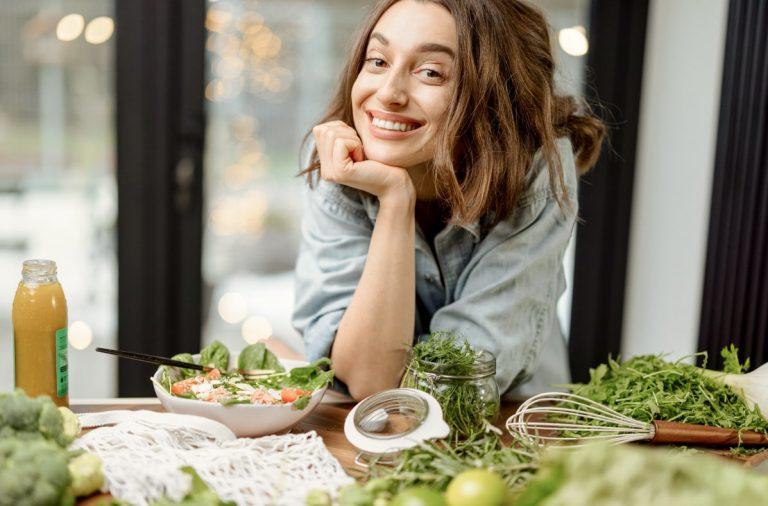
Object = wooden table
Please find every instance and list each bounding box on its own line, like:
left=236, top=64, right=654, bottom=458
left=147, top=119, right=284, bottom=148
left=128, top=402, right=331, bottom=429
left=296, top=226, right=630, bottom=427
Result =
left=71, top=396, right=768, bottom=504
left=71, top=398, right=520, bottom=504
left=71, top=398, right=521, bottom=470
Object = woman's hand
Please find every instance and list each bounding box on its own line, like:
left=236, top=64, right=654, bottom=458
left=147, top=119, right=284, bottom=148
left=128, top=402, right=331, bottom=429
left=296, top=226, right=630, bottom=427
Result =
left=312, top=121, right=415, bottom=205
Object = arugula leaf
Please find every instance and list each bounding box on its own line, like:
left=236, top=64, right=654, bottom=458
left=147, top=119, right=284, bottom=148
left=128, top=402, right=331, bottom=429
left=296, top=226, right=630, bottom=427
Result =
left=722, top=344, right=750, bottom=374
left=237, top=343, right=285, bottom=373
left=199, top=341, right=230, bottom=371
left=564, top=349, right=768, bottom=437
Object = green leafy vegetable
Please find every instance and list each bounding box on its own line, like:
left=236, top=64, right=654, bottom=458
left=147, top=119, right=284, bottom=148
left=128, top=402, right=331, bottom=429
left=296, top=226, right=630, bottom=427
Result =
left=199, top=341, right=230, bottom=371
left=161, top=353, right=197, bottom=385
left=151, top=466, right=235, bottom=506
left=563, top=351, right=768, bottom=435
left=722, top=344, right=750, bottom=374
left=367, top=433, right=537, bottom=497
left=337, top=483, right=375, bottom=506
left=237, top=343, right=285, bottom=373
left=157, top=343, right=334, bottom=409
left=400, top=332, right=499, bottom=437
left=292, top=394, right=312, bottom=411
left=305, top=489, right=333, bottom=506
left=516, top=442, right=768, bottom=506
left=286, top=358, right=334, bottom=389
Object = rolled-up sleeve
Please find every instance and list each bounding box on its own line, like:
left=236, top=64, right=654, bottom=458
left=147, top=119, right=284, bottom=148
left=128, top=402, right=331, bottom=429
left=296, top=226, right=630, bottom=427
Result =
left=291, top=179, right=372, bottom=363
left=429, top=189, right=577, bottom=395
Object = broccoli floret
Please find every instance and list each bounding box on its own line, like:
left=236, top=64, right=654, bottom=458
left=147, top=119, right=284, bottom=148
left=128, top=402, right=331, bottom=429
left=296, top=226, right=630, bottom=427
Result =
left=0, top=439, right=73, bottom=506
left=68, top=451, right=105, bottom=498
left=39, top=402, right=65, bottom=444
left=0, top=390, right=42, bottom=431
left=58, top=407, right=81, bottom=445
left=0, top=390, right=78, bottom=448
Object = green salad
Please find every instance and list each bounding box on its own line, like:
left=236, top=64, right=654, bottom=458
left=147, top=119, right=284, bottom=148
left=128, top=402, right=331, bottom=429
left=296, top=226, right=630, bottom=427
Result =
left=154, top=341, right=333, bottom=410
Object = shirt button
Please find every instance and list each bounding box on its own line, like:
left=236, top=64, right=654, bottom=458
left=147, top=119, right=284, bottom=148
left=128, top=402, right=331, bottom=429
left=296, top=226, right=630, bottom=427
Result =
left=424, top=274, right=436, bottom=283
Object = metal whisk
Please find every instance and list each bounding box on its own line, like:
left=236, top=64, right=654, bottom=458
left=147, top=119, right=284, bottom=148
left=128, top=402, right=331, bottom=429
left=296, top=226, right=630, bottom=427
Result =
left=506, top=392, right=768, bottom=448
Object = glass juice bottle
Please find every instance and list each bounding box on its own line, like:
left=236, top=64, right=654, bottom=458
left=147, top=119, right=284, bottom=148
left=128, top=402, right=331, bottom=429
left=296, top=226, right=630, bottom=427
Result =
left=12, top=259, right=69, bottom=407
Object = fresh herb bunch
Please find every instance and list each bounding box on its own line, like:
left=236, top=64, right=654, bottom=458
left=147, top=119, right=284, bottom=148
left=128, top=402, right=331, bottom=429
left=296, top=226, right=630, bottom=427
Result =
left=366, top=433, right=538, bottom=497
left=400, top=331, right=500, bottom=437
left=563, top=347, right=768, bottom=434
left=408, top=332, right=478, bottom=375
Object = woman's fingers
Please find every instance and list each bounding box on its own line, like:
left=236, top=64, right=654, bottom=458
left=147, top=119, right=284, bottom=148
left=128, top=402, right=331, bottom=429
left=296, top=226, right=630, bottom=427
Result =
left=332, top=137, right=360, bottom=178
left=312, top=122, right=364, bottom=182
left=311, top=120, right=411, bottom=198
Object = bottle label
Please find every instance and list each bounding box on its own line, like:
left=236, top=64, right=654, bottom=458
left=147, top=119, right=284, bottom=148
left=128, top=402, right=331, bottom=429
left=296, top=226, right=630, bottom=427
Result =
left=55, top=328, right=68, bottom=398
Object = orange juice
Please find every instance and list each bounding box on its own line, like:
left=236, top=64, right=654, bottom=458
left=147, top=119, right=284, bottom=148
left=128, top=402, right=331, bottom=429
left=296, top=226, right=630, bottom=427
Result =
left=12, top=259, right=69, bottom=406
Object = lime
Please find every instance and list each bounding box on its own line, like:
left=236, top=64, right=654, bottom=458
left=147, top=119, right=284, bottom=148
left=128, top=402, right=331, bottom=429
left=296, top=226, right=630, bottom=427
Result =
left=390, top=486, right=446, bottom=506
left=445, top=469, right=506, bottom=506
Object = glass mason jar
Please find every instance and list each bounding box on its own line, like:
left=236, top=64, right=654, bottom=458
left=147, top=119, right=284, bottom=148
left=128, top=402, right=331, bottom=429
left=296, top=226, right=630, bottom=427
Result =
left=400, top=348, right=500, bottom=437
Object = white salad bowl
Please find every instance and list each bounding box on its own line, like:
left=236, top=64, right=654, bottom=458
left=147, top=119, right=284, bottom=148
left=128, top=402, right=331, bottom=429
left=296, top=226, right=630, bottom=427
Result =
left=152, top=356, right=327, bottom=437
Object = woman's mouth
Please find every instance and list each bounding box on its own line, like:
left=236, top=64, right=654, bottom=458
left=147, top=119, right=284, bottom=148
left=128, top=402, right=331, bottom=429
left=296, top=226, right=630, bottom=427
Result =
left=371, top=116, right=418, bottom=132
left=366, top=112, right=424, bottom=140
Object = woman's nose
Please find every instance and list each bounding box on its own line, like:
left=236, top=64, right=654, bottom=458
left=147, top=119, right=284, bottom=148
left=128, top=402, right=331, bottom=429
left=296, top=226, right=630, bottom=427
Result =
left=375, top=71, right=408, bottom=107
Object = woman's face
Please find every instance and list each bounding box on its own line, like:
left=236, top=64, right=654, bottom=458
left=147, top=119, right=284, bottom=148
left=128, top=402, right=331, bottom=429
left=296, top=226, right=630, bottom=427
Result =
left=352, top=0, right=457, bottom=169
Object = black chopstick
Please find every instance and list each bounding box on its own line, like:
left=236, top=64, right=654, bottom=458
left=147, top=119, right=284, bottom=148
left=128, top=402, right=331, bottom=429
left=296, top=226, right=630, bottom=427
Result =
left=95, top=347, right=210, bottom=372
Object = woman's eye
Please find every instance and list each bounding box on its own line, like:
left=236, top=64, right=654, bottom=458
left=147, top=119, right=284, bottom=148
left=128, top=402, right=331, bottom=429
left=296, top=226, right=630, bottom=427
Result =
left=420, top=68, right=444, bottom=81
left=365, top=58, right=386, bottom=69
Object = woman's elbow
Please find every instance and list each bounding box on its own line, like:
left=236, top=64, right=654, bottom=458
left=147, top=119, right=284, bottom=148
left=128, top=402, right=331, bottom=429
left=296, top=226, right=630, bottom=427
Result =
left=346, top=376, right=400, bottom=401
left=334, top=360, right=401, bottom=400
left=331, top=342, right=406, bottom=400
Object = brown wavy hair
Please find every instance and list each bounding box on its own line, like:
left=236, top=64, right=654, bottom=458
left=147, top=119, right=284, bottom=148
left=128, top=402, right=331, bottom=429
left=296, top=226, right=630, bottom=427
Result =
left=299, top=0, right=605, bottom=226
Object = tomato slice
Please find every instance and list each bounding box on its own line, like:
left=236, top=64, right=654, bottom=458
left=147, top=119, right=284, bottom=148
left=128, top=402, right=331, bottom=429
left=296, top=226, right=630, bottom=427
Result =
left=280, top=388, right=311, bottom=403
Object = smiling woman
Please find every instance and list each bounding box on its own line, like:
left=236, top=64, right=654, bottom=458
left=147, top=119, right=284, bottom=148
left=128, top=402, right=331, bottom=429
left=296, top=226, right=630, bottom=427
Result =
left=291, top=0, right=605, bottom=400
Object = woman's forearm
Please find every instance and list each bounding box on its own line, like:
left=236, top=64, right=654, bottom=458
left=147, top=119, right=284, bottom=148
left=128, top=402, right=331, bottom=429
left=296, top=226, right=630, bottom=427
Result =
left=331, top=192, right=416, bottom=400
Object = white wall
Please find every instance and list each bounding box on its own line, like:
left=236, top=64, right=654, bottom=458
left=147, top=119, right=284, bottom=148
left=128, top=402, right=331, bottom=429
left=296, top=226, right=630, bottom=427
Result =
left=621, top=0, right=729, bottom=359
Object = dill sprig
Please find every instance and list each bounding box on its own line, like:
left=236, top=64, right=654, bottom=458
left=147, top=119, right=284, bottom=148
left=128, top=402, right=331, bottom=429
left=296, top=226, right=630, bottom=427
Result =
left=367, top=433, right=538, bottom=495
left=408, top=332, right=478, bottom=376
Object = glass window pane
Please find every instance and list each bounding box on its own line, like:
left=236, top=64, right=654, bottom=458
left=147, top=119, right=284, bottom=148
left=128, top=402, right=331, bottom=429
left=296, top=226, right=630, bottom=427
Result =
left=0, top=1, right=116, bottom=397
left=202, top=0, right=372, bottom=354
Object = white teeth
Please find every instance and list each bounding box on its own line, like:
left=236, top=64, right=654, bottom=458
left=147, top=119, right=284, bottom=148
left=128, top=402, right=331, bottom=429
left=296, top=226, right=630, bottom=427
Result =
left=372, top=116, right=417, bottom=132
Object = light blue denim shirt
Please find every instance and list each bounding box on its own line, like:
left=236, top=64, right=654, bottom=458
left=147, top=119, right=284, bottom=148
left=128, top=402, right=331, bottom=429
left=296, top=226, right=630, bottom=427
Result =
left=291, top=137, right=577, bottom=397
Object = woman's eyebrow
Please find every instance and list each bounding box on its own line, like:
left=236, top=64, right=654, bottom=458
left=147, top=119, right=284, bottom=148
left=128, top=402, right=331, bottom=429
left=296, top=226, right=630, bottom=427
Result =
left=369, top=31, right=455, bottom=60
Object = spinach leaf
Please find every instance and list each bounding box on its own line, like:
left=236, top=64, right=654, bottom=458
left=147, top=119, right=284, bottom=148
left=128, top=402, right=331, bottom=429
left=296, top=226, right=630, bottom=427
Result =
left=285, top=358, right=333, bottom=390
left=199, top=341, right=230, bottom=371
left=160, top=353, right=197, bottom=384
left=237, top=343, right=285, bottom=373
left=292, top=394, right=312, bottom=410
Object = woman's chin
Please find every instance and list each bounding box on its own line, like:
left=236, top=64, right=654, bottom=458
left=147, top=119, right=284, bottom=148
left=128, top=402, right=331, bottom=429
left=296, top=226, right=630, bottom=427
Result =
left=362, top=147, right=427, bottom=169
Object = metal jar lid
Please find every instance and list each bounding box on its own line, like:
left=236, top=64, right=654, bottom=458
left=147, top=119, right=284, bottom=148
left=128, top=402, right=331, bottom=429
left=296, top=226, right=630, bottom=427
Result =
left=344, top=388, right=449, bottom=459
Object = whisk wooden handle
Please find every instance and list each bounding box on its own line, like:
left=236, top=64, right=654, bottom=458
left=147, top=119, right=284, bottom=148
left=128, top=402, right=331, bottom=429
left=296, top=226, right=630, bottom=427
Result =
left=651, top=421, right=768, bottom=446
